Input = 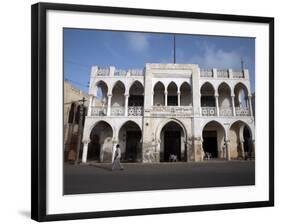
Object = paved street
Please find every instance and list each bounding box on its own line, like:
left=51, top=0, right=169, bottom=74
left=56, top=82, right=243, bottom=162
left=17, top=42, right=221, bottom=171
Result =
left=64, top=160, right=255, bottom=195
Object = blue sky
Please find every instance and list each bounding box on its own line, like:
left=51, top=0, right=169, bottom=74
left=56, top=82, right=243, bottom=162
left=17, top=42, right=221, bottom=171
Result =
left=64, top=28, right=255, bottom=93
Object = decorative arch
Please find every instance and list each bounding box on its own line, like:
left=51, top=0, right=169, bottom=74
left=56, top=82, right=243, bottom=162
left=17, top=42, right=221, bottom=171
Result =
left=156, top=118, right=188, bottom=142
left=229, top=120, right=254, bottom=140
left=156, top=118, right=188, bottom=162
left=128, top=81, right=144, bottom=107
left=234, top=82, right=250, bottom=108
left=128, top=80, right=144, bottom=91
left=180, top=82, right=192, bottom=106
left=86, top=120, right=114, bottom=162
left=153, top=81, right=165, bottom=106
left=200, top=81, right=216, bottom=94
left=85, top=120, right=115, bottom=141
left=94, top=80, right=109, bottom=106
left=229, top=120, right=254, bottom=159
left=218, top=82, right=232, bottom=94
left=201, top=82, right=216, bottom=107
left=111, top=80, right=126, bottom=94
left=117, top=120, right=142, bottom=162
left=201, top=120, right=227, bottom=159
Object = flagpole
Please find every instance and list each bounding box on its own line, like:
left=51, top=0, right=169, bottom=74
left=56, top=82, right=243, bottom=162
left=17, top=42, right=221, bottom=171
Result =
left=173, top=35, right=176, bottom=64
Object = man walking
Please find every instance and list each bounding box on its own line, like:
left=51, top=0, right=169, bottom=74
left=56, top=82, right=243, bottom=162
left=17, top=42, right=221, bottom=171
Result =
left=112, top=144, right=124, bottom=171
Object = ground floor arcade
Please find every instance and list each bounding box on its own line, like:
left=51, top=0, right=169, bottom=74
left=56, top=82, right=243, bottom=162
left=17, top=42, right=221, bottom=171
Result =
left=79, top=117, right=255, bottom=163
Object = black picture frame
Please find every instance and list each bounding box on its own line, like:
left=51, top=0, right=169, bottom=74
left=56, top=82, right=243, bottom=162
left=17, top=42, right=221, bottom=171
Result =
left=31, top=2, right=274, bottom=222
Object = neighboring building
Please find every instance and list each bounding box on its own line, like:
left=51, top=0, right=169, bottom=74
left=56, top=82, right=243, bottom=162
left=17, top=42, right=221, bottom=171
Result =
left=81, top=64, right=255, bottom=163
left=64, top=80, right=89, bottom=161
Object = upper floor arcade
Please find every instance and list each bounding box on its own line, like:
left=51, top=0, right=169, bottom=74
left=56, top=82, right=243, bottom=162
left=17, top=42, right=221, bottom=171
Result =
left=86, top=64, right=254, bottom=118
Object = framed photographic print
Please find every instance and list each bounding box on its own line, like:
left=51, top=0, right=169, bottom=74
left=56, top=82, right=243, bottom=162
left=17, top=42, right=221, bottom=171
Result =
left=31, top=2, right=274, bottom=222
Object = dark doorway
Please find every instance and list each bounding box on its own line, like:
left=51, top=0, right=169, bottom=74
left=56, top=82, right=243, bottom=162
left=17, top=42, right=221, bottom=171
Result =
left=164, top=131, right=181, bottom=161
left=243, top=126, right=251, bottom=153
left=203, top=131, right=218, bottom=158
left=125, top=131, right=142, bottom=162
left=87, top=134, right=100, bottom=161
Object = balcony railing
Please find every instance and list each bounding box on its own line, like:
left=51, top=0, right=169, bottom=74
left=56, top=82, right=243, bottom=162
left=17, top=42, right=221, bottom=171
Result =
left=111, top=106, right=125, bottom=116
left=235, top=107, right=250, bottom=116
left=217, top=69, right=229, bottom=78
left=219, top=107, right=233, bottom=116
left=128, top=106, right=143, bottom=116
left=91, top=107, right=107, bottom=116
left=201, top=107, right=217, bottom=116
left=232, top=70, right=244, bottom=78
left=90, top=106, right=250, bottom=117
left=97, top=67, right=110, bottom=76
left=129, top=69, right=143, bottom=76
left=200, top=69, right=213, bottom=77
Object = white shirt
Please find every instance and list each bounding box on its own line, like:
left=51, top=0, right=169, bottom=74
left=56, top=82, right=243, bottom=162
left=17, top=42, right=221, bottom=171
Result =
left=112, top=145, right=121, bottom=163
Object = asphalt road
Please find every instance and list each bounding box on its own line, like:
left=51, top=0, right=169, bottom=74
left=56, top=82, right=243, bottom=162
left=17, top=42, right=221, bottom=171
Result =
left=64, top=160, right=255, bottom=195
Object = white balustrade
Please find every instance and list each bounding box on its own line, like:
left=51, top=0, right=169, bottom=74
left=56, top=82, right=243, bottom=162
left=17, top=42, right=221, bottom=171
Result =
left=219, top=107, right=233, bottom=116
left=129, top=69, right=143, bottom=76
left=235, top=107, right=250, bottom=116
left=97, top=67, right=110, bottom=76
left=111, top=106, right=125, bottom=116
left=91, top=107, right=107, bottom=116
left=128, top=106, right=143, bottom=116
left=201, top=107, right=217, bottom=116
left=232, top=70, right=244, bottom=78
left=200, top=69, right=213, bottom=77
left=114, top=69, right=127, bottom=76
left=217, top=69, right=229, bottom=78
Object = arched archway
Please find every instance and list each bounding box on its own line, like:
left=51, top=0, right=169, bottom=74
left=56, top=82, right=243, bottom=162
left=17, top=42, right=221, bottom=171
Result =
left=229, top=120, right=254, bottom=159
left=87, top=121, right=113, bottom=162
left=234, top=83, right=249, bottom=108
left=128, top=81, right=144, bottom=116
left=180, top=82, right=192, bottom=106
left=111, top=81, right=126, bottom=116
left=95, top=80, right=108, bottom=106
left=202, top=121, right=226, bottom=159
left=218, top=82, right=232, bottom=116
left=159, top=120, right=187, bottom=162
left=167, top=82, right=178, bottom=106
left=118, top=121, right=142, bottom=162
left=201, top=82, right=216, bottom=116
left=153, top=82, right=165, bottom=106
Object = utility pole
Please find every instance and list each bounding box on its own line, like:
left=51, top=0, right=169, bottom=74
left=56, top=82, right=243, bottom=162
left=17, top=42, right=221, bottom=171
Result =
left=75, top=97, right=86, bottom=165
left=241, top=58, right=244, bottom=71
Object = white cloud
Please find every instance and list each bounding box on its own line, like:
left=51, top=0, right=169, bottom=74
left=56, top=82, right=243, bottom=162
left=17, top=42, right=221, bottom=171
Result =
left=187, top=44, right=242, bottom=69
left=126, top=33, right=150, bottom=53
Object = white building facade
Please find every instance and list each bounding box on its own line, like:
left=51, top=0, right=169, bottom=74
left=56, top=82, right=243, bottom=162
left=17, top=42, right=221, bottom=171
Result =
left=81, top=63, right=255, bottom=163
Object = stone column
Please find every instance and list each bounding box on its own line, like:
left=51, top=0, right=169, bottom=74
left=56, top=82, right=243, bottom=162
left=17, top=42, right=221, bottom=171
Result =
left=164, top=91, right=168, bottom=106
left=82, top=139, right=90, bottom=163
left=251, top=140, right=255, bottom=158
left=151, top=91, right=154, bottom=106
left=231, top=95, right=236, bottom=116
left=225, top=140, right=231, bottom=160
left=87, top=95, right=93, bottom=116
left=125, top=94, right=129, bottom=116
left=215, top=95, right=220, bottom=116
left=239, top=141, right=245, bottom=159
left=248, top=95, right=253, bottom=116
left=177, top=91, right=181, bottom=106
left=107, top=94, right=112, bottom=116
left=193, top=137, right=203, bottom=161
